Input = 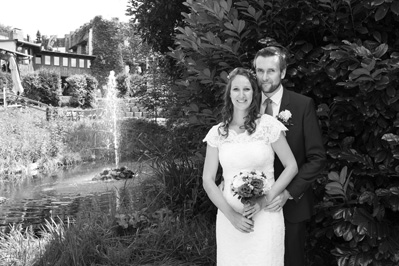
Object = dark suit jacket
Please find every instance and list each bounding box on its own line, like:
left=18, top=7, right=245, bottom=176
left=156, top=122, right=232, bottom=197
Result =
left=273, top=88, right=326, bottom=223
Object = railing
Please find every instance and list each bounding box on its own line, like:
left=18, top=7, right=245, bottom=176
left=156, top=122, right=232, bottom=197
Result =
left=1, top=89, right=49, bottom=110
left=1, top=89, right=149, bottom=121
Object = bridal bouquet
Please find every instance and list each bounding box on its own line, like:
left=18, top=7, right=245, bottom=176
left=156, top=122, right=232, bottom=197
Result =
left=231, top=170, right=272, bottom=205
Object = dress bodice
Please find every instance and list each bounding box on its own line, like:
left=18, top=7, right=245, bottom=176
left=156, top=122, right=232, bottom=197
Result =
left=204, top=114, right=287, bottom=212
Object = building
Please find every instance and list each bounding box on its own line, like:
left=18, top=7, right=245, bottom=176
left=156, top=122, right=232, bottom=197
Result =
left=0, top=28, right=95, bottom=82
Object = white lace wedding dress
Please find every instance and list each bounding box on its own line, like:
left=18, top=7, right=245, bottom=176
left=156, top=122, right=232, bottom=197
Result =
left=204, top=114, right=287, bottom=266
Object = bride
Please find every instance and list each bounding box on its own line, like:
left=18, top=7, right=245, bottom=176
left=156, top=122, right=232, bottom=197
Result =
left=202, top=67, right=298, bottom=265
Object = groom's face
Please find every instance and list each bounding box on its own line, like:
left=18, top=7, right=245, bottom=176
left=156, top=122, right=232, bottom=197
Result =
left=255, top=55, right=286, bottom=96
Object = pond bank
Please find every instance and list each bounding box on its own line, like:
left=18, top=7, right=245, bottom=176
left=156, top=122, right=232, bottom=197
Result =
left=0, top=160, right=153, bottom=233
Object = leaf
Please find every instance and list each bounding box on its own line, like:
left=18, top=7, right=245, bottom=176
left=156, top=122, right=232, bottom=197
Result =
left=203, top=68, right=211, bottom=77
left=371, top=0, right=385, bottom=6
left=340, top=166, right=348, bottom=185
left=301, top=43, right=313, bottom=53
left=330, top=50, right=349, bottom=60
left=224, top=22, right=235, bottom=31
left=238, top=20, right=245, bottom=33
left=349, top=68, right=370, bottom=80
left=328, top=171, right=340, bottom=181
left=373, top=43, right=388, bottom=58
left=373, top=31, right=382, bottom=43
left=392, top=1, right=399, bottom=15
left=375, top=5, right=389, bottom=21
left=248, top=6, right=256, bottom=17
left=386, top=86, right=396, bottom=97
left=189, top=103, right=199, bottom=112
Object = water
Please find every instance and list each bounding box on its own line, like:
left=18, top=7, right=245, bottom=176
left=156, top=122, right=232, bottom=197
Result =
left=0, top=160, right=147, bottom=233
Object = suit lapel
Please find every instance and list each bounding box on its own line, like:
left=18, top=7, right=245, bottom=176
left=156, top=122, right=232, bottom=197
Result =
left=279, top=88, right=291, bottom=113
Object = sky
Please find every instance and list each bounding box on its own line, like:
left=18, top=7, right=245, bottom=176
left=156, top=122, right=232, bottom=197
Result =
left=1, top=0, right=131, bottom=38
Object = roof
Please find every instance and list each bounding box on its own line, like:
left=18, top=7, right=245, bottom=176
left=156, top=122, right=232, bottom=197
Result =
left=0, top=47, right=32, bottom=58
left=37, top=49, right=96, bottom=59
left=16, top=39, right=41, bottom=48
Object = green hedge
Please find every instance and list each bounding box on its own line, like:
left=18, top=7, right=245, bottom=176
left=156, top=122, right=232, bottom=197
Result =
left=65, top=74, right=98, bottom=108
left=22, top=68, right=61, bottom=106
left=167, top=1, right=399, bottom=265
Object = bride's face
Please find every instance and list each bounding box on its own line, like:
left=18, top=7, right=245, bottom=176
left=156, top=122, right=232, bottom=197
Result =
left=230, top=74, right=254, bottom=111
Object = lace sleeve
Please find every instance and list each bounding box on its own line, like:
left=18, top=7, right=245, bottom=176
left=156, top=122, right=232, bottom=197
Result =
left=260, top=115, right=288, bottom=144
left=203, top=124, right=221, bottom=148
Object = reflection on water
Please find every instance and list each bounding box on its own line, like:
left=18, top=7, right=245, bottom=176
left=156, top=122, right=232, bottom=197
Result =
left=0, top=161, right=142, bottom=233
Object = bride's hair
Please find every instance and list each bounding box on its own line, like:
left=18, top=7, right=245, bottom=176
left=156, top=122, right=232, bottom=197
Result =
left=219, top=67, right=260, bottom=137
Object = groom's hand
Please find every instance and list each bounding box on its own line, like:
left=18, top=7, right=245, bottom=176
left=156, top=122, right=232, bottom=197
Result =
left=264, top=190, right=291, bottom=212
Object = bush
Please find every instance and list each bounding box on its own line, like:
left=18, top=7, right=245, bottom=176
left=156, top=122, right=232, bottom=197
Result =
left=0, top=108, right=80, bottom=179
left=167, top=0, right=399, bottom=265
left=22, top=68, right=61, bottom=106
left=115, top=73, right=129, bottom=97
left=65, top=74, right=98, bottom=108
left=0, top=71, right=12, bottom=91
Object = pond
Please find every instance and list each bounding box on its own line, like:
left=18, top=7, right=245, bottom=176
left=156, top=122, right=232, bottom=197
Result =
left=0, top=160, right=151, bottom=233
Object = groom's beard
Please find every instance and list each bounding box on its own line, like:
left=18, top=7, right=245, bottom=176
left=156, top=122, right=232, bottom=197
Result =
left=259, top=81, right=281, bottom=95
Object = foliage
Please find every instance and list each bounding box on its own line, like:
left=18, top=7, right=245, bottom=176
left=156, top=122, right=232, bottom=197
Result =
left=118, top=118, right=169, bottom=161
left=126, top=0, right=189, bottom=54
left=120, top=23, right=153, bottom=72
left=129, top=57, right=178, bottom=119
left=21, top=68, right=61, bottom=106
left=90, top=16, right=124, bottom=89
left=27, top=174, right=215, bottom=266
left=115, top=72, right=130, bottom=97
left=65, top=74, right=98, bottom=108
left=0, top=109, right=80, bottom=181
left=0, top=224, right=49, bottom=266
left=166, top=0, right=399, bottom=265
left=0, top=23, right=12, bottom=37
left=0, top=71, right=12, bottom=91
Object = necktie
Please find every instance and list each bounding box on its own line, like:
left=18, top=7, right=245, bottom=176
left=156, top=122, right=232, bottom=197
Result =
left=264, top=98, right=273, bottom=115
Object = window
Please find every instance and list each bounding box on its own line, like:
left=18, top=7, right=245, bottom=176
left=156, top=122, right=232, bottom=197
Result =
left=79, top=59, right=85, bottom=68
left=87, top=60, right=91, bottom=68
left=54, top=56, right=59, bottom=66
left=35, top=56, right=42, bottom=64
left=71, top=58, right=76, bottom=67
left=62, top=57, right=68, bottom=66
left=44, top=55, right=51, bottom=65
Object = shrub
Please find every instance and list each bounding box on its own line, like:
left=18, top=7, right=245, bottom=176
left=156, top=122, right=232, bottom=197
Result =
left=0, top=71, right=12, bottom=91
left=115, top=73, right=129, bottom=97
left=65, top=74, right=97, bottom=108
left=0, top=108, right=80, bottom=179
left=167, top=0, right=399, bottom=265
left=22, top=68, right=61, bottom=106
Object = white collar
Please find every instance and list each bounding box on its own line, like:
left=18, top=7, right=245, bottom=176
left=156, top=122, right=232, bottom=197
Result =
left=261, top=84, right=283, bottom=104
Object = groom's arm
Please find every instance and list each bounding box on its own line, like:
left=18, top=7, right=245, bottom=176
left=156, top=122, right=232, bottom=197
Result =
left=286, top=98, right=326, bottom=202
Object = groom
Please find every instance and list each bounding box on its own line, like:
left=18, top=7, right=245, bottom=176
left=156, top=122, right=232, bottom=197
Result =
left=254, top=45, right=326, bottom=266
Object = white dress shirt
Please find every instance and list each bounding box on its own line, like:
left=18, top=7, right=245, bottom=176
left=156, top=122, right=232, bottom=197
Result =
left=260, top=85, right=283, bottom=117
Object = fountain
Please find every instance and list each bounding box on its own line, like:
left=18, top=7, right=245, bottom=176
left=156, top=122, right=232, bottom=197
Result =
left=91, top=70, right=136, bottom=182
left=105, top=70, right=120, bottom=168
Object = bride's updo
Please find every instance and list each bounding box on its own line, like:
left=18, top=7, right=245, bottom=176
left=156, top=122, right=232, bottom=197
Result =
left=219, top=67, right=260, bottom=137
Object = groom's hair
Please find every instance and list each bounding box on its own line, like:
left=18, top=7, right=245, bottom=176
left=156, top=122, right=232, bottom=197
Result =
left=253, top=46, right=287, bottom=71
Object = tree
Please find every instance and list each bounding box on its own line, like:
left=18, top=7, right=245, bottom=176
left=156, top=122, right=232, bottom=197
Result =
left=126, top=0, right=189, bottom=54
left=168, top=0, right=399, bottom=265
left=36, top=30, right=41, bottom=43
left=0, top=23, right=11, bottom=37
left=90, top=16, right=124, bottom=90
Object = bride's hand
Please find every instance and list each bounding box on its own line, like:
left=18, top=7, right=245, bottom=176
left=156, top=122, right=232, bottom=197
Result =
left=243, top=199, right=263, bottom=219
left=227, top=210, right=254, bottom=233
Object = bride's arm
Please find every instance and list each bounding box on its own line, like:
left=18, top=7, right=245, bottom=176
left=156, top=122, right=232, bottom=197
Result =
left=202, top=144, right=254, bottom=233
left=267, top=133, right=298, bottom=203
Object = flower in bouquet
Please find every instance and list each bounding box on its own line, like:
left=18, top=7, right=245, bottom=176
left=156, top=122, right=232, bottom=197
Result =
left=231, top=170, right=272, bottom=205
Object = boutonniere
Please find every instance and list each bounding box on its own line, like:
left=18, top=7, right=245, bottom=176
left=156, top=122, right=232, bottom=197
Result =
left=276, top=110, right=293, bottom=126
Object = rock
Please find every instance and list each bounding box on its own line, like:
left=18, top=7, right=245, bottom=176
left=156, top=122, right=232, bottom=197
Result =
left=0, top=197, right=7, bottom=204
